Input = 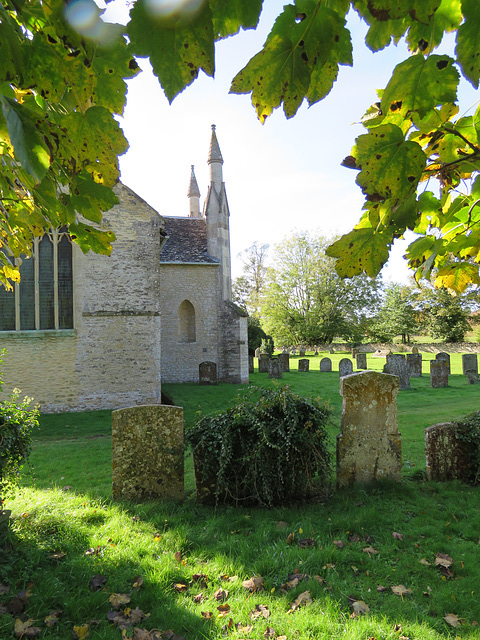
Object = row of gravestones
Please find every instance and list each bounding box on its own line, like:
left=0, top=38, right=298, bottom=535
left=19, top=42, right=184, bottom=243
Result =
left=111, top=370, right=474, bottom=503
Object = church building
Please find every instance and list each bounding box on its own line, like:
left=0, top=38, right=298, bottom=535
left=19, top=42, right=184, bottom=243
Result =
left=0, top=126, right=249, bottom=412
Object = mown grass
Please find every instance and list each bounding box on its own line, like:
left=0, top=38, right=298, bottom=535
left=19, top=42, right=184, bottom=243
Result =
left=3, top=350, right=480, bottom=639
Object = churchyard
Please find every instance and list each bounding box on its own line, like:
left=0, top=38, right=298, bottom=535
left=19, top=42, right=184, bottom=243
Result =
left=3, top=349, right=480, bottom=639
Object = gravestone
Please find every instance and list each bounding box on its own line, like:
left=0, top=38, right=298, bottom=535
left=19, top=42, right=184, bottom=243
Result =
left=383, top=354, right=410, bottom=389
left=462, top=353, right=478, bottom=377
left=435, top=351, right=451, bottom=374
left=268, top=359, right=282, bottom=379
left=298, top=358, right=310, bottom=372
left=411, top=346, right=419, bottom=354
left=465, top=369, right=478, bottom=384
left=278, top=352, right=290, bottom=372
left=112, top=405, right=184, bottom=502
left=258, top=353, right=269, bottom=373
left=339, top=358, right=353, bottom=377
left=356, top=353, right=367, bottom=370
left=337, top=371, right=401, bottom=486
left=248, top=355, right=254, bottom=374
left=291, top=347, right=296, bottom=356
left=320, top=357, right=332, bottom=372
left=425, top=422, right=472, bottom=481
left=430, top=360, right=448, bottom=387
left=314, top=347, right=318, bottom=356
left=199, top=361, right=217, bottom=385
left=254, top=347, right=261, bottom=359
left=329, top=347, right=335, bottom=354
left=406, top=353, right=422, bottom=378
left=299, top=347, right=306, bottom=357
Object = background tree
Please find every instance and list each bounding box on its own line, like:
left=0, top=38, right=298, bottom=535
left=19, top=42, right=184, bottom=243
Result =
left=369, top=283, right=419, bottom=344
left=232, top=242, right=269, bottom=317
left=246, top=316, right=267, bottom=356
left=418, top=286, right=472, bottom=343
left=261, top=232, right=382, bottom=345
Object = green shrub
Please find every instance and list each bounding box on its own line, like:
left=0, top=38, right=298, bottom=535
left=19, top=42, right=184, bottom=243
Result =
left=0, top=387, right=39, bottom=499
left=186, top=386, right=332, bottom=507
left=455, top=410, right=480, bottom=485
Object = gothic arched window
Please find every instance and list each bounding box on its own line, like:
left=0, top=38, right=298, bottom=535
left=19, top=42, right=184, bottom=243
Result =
left=178, top=300, right=196, bottom=343
left=0, top=229, right=73, bottom=331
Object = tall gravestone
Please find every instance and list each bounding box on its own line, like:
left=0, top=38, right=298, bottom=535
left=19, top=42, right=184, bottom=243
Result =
left=383, top=353, right=410, bottom=389
left=337, top=371, right=401, bottom=486
left=298, top=358, right=310, bottom=372
left=339, top=358, right=353, bottom=377
left=299, top=347, right=306, bottom=357
left=356, top=353, right=367, bottom=370
left=435, top=352, right=451, bottom=374
left=278, top=352, right=290, bottom=372
left=248, top=355, right=254, bottom=374
left=462, top=353, right=478, bottom=381
left=406, top=353, right=422, bottom=378
left=112, top=405, right=184, bottom=502
left=199, top=361, right=217, bottom=385
left=258, top=353, right=269, bottom=373
left=430, top=360, right=448, bottom=387
left=254, top=347, right=261, bottom=359
left=320, top=357, right=332, bottom=372
left=268, top=359, right=282, bottom=379
left=425, top=422, right=472, bottom=481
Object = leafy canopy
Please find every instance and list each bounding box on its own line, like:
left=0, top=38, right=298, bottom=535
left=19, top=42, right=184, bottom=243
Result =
left=3, top=0, right=480, bottom=291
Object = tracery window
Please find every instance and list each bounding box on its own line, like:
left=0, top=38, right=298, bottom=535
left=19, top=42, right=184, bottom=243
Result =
left=0, top=228, right=73, bottom=331
left=178, top=300, right=196, bottom=343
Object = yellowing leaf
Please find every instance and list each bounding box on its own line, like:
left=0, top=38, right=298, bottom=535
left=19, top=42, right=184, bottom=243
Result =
left=288, top=590, right=313, bottom=613
left=363, top=546, right=378, bottom=554
left=72, top=624, right=90, bottom=640
left=444, top=613, right=461, bottom=627
left=14, top=618, right=41, bottom=638
left=352, top=600, right=370, bottom=615
left=109, top=593, right=131, bottom=608
left=391, top=585, right=412, bottom=597
left=435, top=553, right=453, bottom=568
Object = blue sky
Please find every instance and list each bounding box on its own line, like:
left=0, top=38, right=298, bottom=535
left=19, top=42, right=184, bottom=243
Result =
left=102, top=0, right=476, bottom=282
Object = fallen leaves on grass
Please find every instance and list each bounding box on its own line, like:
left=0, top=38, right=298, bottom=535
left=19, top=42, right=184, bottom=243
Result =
left=377, top=586, right=388, bottom=593
left=192, top=592, right=203, bottom=603
left=242, top=576, right=264, bottom=592
left=362, top=546, right=378, bottom=555
left=288, top=590, right=312, bottom=613
left=419, top=558, right=431, bottom=566
left=48, top=551, right=66, bottom=561
left=298, top=538, right=315, bottom=549
left=14, top=618, right=42, bottom=638
left=217, top=604, right=230, bottom=617
left=44, top=610, right=62, bottom=628
left=173, top=582, right=188, bottom=593
left=213, top=588, right=228, bottom=602
left=89, top=575, right=107, bottom=591
left=249, top=604, right=271, bottom=620
left=333, top=540, right=345, bottom=548
left=391, top=585, right=412, bottom=597
left=350, top=600, right=370, bottom=617
left=286, top=532, right=295, bottom=545
left=392, top=532, right=403, bottom=541
left=444, top=613, right=461, bottom=627
left=201, top=611, right=213, bottom=619
left=72, top=624, right=90, bottom=639
left=435, top=553, right=453, bottom=568
left=109, top=594, right=131, bottom=608
left=132, top=575, right=144, bottom=591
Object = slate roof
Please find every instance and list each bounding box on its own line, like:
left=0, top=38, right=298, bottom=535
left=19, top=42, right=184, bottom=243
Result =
left=159, top=217, right=219, bottom=264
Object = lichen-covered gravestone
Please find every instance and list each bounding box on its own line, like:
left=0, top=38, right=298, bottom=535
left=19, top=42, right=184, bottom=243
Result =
left=258, top=353, right=269, bottom=373
left=337, top=371, right=401, bottom=486
left=425, top=422, right=471, bottom=481
left=406, top=353, right=422, bottom=377
left=199, top=361, right=217, bottom=385
left=112, top=405, right=184, bottom=502
left=320, top=357, right=332, bottom=372
left=462, top=354, right=478, bottom=382
left=430, top=360, right=448, bottom=388
left=278, top=352, right=290, bottom=372
left=298, top=358, right=310, bottom=372
left=435, top=352, right=451, bottom=374
left=356, top=353, right=367, bottom=370
left=268, top=359, right=282, bottom=379
left=383, top=354, right=410, bottom=389
left=339, top=358, right=353, bottom=377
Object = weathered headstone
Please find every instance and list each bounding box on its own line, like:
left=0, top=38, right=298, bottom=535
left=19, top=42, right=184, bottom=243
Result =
left=299, top=347, right=306, bottom=357
left=462, top=353, right=478, bottom=377
left=329, top=347, right=335, bottom=354
left=314, top=347, right=318, bottom=356
left=406, top=353, right=422, bottom=378
left=199, top=361, right=217, bottom=385
left=248, top=355, right=254, bottom=374
left=112, top=405, right=184, bottom=502
left=278, top=352, right=290, bottom=372
left=425, top=422, right=471, bottom=481
left=435, top=351, right=451, bottom=374
left=339, top=358, right=353, bottom=377
left=356, top=353, right=367, bottom=370
left=383, top=354, right=410, bottom=389
left=430, top=360, right=448, bottom=387
left=337, top=371, right=401, bottom=486
left=411, top=346, right=419, bottom=354
left=291, top=347, right=297, bottom=356
left=258, top=353, right=269, bottom=373
left=268, top=359, right=282, bottom=379
left=254, top=347, right=261, bottom=359
left=298, top=358, right=310, bottom=372
left=320, top=357, right=332, bottom=372
left=465, top=369, right=478, bottom=384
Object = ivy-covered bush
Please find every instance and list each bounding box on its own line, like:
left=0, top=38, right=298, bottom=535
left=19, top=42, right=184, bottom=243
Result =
left=455, top=411, right=480, bottom=485
left=186, top=386, right=332, bottom=507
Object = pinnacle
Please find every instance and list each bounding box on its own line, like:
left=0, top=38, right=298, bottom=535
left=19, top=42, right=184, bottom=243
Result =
left=208, top=124, right=224, bottom=165
left=187, top=164, right=200, bottom=197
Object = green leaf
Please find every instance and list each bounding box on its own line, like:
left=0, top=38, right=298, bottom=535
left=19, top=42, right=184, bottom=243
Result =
left=326, top=228, right=390, bottom=278
left=127, top=0, right=214, bottom=102
left=406, top=0, right=462, bottom=53
left=354, top=124, right=426, bottom=202
left=0, top=96, right=51, bottom=183
left=359, top=0, right=441, bottom=22
left=455, top=0, right=480, bottom=88
left=210, top=0, right=263, bottom=39
left=381, top=54, right=459, bottom=118
left=366, top=19, right=408, bottom=52
left=68, top=222, right=116, bottom=255
left=435, top=262, right=480, bottom=292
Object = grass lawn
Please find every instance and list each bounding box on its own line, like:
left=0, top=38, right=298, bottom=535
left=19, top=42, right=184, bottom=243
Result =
left=3, top=351, right=480, bottom=639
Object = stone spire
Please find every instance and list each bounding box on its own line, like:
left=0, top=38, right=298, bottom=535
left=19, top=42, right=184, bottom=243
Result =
left=187, top=165, right=201, bottom=218
left=208, top=124, right=223, bottom=187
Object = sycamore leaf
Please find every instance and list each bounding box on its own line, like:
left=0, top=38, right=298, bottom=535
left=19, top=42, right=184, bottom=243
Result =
left=14, top=618, right=42, bottom=638
left=419, top=558, right=431, bottom=566
left=249, top=604, right=271, bottom=620
left=363, top=546, right=378, bottom=554
left=392, top=532, right=403, bottom=541
left=434, top=262, right=480, bottom=292
left=210, top=0, right=263, bottom=39
left=44, top=610, right=62, bottom=627
left=109, top=593, right=131, bottom=608
left=127, top=0, right=214, bottom=103
left=201, top=611, right=213, bottom=619
left=391, top=585, right=412, bottom=597
left=326, top=227, right=390, bottom=278
left=360, top=0, right=441, bottom=22
left=89, top=574, right=107, bottom=591
left=333, top=540, right=345, bottom=548
left=288, top=590, right=312, bottom=613
left=455, top=0, right=480, bottom=88
left=68, top=222, right=115, bottom=256
left=132, top=575, right=143, bottom=590
left=72, top=624, right=90, bottom=640
left=242, top=576, right=264, bottom=592
left=444, top=613, right=461, bottom=627
left=217, top=604, right=230, bottom=617
left=381, top=54, right=459, bottom=118
left=351, top=600, right=370, bottom=615
left=435, top=552, right=453, bottom=568
left=213, top=588, right=228, bottom=601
